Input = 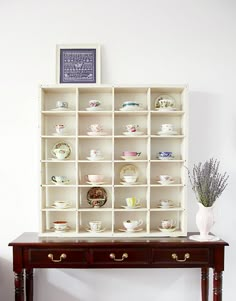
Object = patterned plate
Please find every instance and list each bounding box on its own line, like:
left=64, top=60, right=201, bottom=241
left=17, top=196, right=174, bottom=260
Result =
left=87, top=187, right=107, bottom=208
left=120, top=164, right=139, bottom=181
left=51, top=141, right=72, bottom=159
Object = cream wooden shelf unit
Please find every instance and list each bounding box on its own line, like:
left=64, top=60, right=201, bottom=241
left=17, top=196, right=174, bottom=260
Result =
left=39, top=84, right=188, bottom=237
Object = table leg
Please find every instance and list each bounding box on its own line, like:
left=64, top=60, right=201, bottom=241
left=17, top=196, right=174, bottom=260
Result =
left=213, top=271, right=223, bottom=301
left=14, top=271, right=24, bottom=301
left=26, top=269, right=34, bottom=301
left=201, top=267, right=209, bottom=301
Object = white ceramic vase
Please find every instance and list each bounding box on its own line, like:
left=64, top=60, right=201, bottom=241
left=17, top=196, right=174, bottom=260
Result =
left=196, top=203, right=215, bottom=240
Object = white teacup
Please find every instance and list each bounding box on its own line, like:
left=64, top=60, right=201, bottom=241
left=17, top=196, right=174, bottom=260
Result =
left=160, top=200, right=173, bottom=207
left=159, top=175, right=173, bottom=182
left=53, top=201, right=70, bottom=208
left=89, top=124, right=103, bottom=132
left=125, top=124, right=139, bottom=132
left=55, top=124, right=65, bottom=134
left=123, top=175, right=137, bottom=183
left=51, top=175, right=69, bottom=184
left=90, top=149, right=102, bottom=158
left=56, top=101, right=68, bottom=109
left=87, top=174, right=104, bottom=183
left=53, top=221, right=68, bottom=232
left=161, top=219, right=176, bottom=229
left=89, top=100, right=101, bottom=107
left=161, top=124, right=175, bottom=133
left=53, top=149, right=69, bottom=160
left=123, top=220, right=143, bottom=231
left=126, top=197, right=140, bottom=208
left=89, top=221, right=102, bottom=232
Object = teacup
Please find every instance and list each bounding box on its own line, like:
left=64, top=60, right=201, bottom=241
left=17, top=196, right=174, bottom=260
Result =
left=53, top=201, right=70, bottom=208
left=89, top=221, right=102, bottom=232
left=53, top=148, right=69, bottom=160
left=89, top=124, right=103, bottom=132
left=125, top=124, right=139, bottom=132
left=90, top=149, right=102, bottom=158
left=87, top=174, right=104, bottom=183
left=123, top=175, right=137, bottom=183
left=161, top=124, right=175, bottom=133
left=122, top=101, right=139, bottom=107
left=56, top=101, right=68, bottom=109
left=126, top=197, right=140, bottom=208
left=89, top=100, right=101, bottom=107
left=156, top=97, right=175, bottom=109
left=161, top=219, right=176, bottom=229
left=159, top=175, right=173, bottom=182
left=158, top=151, right=173, bottom=159
left=55, top=124, right=65, bottom=134
left=53, top=220, right=68, bottom=232
left=51, top=175, right=69, bottom=184
left=160, top=200, right=173, bottom=207
left=123, top=219, right=143, bottom=231
left=122, top=151, right=141, bottom=157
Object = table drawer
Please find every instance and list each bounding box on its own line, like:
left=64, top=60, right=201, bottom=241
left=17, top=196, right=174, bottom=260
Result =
left=27, top=248, right=87, bottom=267
left=152, top=248, right=210, bottom=266
left=91, top=248, right=150, bottom=266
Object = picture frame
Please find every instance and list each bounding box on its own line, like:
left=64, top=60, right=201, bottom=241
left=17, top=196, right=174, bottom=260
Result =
left=56, top=44, right=101, bottom=84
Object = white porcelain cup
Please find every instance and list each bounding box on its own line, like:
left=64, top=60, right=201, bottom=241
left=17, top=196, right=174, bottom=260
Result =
left=53, top=201, right=70, bottom=208
left=123, top=175, right=137, bottom=183
left=53, top=221, right=68, bottom=231
left=89, top=100, right=101, bottom=107
left=56, top=101, right=68, bottom=109
left=53, top=149, right=69, bottom=160
left=159, top=175, right=173, bottom=182
left=55, top=124, right=65, bottom=134
left=89, top=221, right=102, bottom=232
left=51, top=175, right=69, bottom=184
left=126, top=197, right=140, bottom=208
left=90, top=149, right=102, bottom=158
left=125, top=124, right=139, bottom=132
left=123, top=220, right=143, bottom=231
left=161, top=124, right=174, bottom=133
left=89, top=124, right=103, bottom=132
left=160, top=200, right=172, bottom=207
left=161, top=219, right=176, bottom=229
left=87, top=174, right=104, bottom=183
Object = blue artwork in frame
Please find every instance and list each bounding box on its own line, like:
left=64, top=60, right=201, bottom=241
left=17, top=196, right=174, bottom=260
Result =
left=57, top=45, right=100, bottom=84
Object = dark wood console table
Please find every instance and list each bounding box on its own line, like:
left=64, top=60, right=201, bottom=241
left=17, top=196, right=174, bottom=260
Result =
left=9, top=232, right=228, bottom=301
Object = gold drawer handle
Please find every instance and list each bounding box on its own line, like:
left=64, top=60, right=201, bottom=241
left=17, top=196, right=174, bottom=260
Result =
left=172, top=253, right=190, bottom=262
left=48, top=253, right=67, bottom=263
left=109, top=253, right=128, bottom=262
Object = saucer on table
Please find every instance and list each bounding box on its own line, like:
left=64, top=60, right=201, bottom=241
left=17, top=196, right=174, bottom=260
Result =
left=159, top=227, right=176, bottom=232
left=157, top=180, right=174, bottom=185
left=87, top=156, right=104, bottom=161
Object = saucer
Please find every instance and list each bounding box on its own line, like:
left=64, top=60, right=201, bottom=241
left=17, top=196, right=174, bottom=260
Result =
left=121, top=156, right=139, bottom=160
left=121, top=205, right=141, bottom=209
left=86, top=107, right=103, bottom=111
left=157, top=180, right=174, bottom=185
left=51, top=204, right=71, bottom=209
left=159, top=227, right=176, bottom=232
left=87, top=132, right=107, bottom=136
left=51, top=158, right=69, bottom=161
left=120, top=181, right=139, bottom=185
left=118, top=228, right=143, bottom=232
left=157, top=131, right=178, bottom=136
left=158, top=156, right=174, bottom=160
left=86, top=181, right=106, bottom=185
left=119, top=107, right=142, bottom=112
left=123, top=131, right=144, bottom=136
left=85, top=227, right=106, bottom=233
left=155, top=107, right=177, bottom=111
left=189, top=234, right=220, bottom=242
left=51, top=180, right=70, bottom=185
left=157, top=205, right=174, bottom=208
left=51, top=107, right=71, bottom=111
left=87, top=156, right=104, bottom=161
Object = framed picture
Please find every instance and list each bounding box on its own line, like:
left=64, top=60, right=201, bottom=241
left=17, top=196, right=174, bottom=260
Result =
left=56, top=44, right=101, bottom=84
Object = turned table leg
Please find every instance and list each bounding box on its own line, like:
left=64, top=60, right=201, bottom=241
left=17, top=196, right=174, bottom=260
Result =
left=14, top=271, right=24, bottom=301
left=213, top=271, right=223, bottom=301
left=201, top=267, right=209, bottom=301
left=26, top=269, right=34, bottom=301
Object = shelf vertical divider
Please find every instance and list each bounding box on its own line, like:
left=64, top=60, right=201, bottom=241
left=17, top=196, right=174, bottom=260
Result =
left=111, top=86, right=115, bottom=235
left=76, top=88, right=79, bottom=233
left=147, top=88, right=151, bottom=234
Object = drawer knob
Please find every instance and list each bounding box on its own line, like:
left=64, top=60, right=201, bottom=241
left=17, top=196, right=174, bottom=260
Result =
left=172, top=253, right=190, bottom=262
left=48, top=253, right=67, bottom=263
left=109, top=253, right=128, bottom=262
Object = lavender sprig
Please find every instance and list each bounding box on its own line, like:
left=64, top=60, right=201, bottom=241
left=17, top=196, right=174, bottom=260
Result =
left=187, top=158, right=229, bottom=207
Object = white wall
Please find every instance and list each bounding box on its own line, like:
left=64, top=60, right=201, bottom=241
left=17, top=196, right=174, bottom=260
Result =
left=0, top=0, right=235, bottom=300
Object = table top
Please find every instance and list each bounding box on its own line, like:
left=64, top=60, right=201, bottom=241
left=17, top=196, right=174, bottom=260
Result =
left=9, top=232, right=229, bottom=247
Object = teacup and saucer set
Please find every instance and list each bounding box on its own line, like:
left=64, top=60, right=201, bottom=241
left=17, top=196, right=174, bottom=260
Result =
left=159, top=219, right=176, bottom=232
left=119, top=219, right=143, bottom=232
left=51, top=201, right=71, bottom=209
left=158, top=124, right=178, bottom=136
left=86, top=174, right=105, bottom=185
left=52, top=220, right=70, bottom=233
left=51, top=141, right=71, bottom=160
left=157, top=175, right=175, bottom=185
left=154, top=95, right=176, bottom=111
left=158, top=199, right=173, bottom=208
left=51, top=175, right=70, bottom=185
left=85, top=220, right=106, bottom=233
left=87, top=149, right=104, bottom=161
left=123, top=124, right=143, bottom=136
left=121, top=151, right=141, bottom=161
left=119, top=101, right=143, bottom=111
left=52, top=124, right=69, bottom=136
left=87, top=124, right=107, bottom=136
left=120, top=164, right=139, bottom=185
left=51, top=101, right=71, bottom=111
left=121, top=197, right=141, bottom=209
left=157, top=151, right=174, bottom=160
left=86, top=100, right=103, bottom=111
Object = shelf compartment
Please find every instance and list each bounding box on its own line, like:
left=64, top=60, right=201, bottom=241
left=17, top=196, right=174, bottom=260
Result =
left=151, top=137, right=185, bottom=160
left=41, top=138, right=76, bottom=161
left=41, top=114, right=76, bottom=136
left=78, top=162, right=113, bottom=185
left=114, top=186, right=148, bottom=209
left=78, top=210, right=112, bottom=233
left=114, top=138, right=148, bottom=161
left=78, top=186, right=113, bottom=209
left=78, top=137, right=112, bottom=161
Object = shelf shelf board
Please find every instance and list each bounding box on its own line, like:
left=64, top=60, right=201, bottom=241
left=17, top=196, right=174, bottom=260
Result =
left=42, top=208, right=77, bottom=211
left=114, top=111, right=148, bottom=116
left=79, top=184, right=112, bottom=187
left=115, top=208, right=148, bottom=211
left=151, top=135, right=185, bottom=138
left=78, top=111, right=113, bottom=116
left=78, top=208, right=113, bottom=211
left=150, top=184, right=185, bottom=187
left=78, top=135, right=113, bottom=138
left=150, top=159, right=185, bottom=163
left=150, top=207, right=184, bottom=211
left=79, top=160, right=112, bottom=163
left=41, top=135, right=76, bottom=139
left=115, top=184, right=148, bottom=187
left=150, top=110, right=185, bottom=116
left=41, top=184, right=77, bottom=187
left=41, top=160, right=76, bottom=163
left=115, top=160, right=148, bottom=163
left=114, top=135, right=148, bottom=138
